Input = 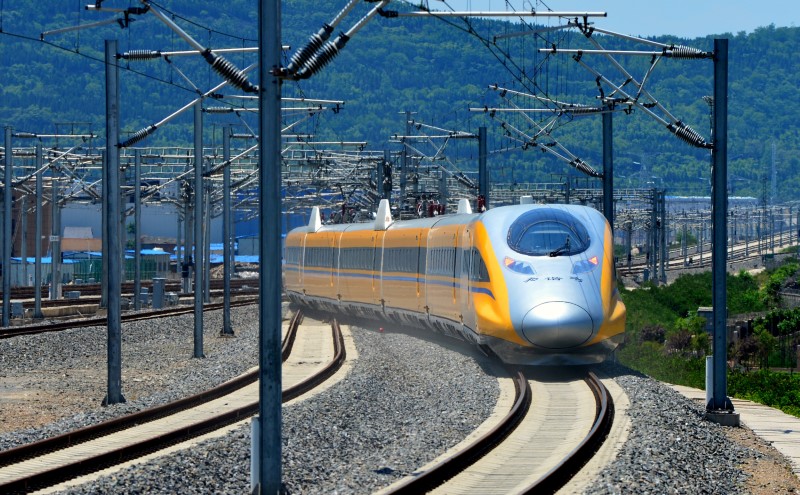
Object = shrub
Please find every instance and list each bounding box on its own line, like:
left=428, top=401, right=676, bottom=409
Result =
left=664, top=329, right=692, bottom=354
left=639, top=324, right=666, bottom=343
left=728, top=370, right=800, bottom=418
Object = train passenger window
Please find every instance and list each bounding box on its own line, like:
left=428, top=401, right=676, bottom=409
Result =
left=507, top=208, right=590, bottom=257
left=363, top=248, right=372, bottom=270
left=470, top=249, right=490, bottom=282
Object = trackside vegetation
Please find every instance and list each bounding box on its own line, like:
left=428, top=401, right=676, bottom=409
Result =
left=617, top=259, right=800, bottom=418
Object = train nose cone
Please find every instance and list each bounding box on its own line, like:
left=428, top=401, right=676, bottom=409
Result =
left=522, top=302, right=594, bottom=349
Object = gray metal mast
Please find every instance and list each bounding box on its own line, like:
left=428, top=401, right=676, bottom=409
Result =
left=34, top=146, right=43, bottom=319
left=101, top=149, right=108, bottom=308
left=659, top=191, right=667, bottom=284
left=193, top=100, right=205, bottom=359
left=602, top=109, right=613, bottom=228
left=710, top=38, right=732, bottom=415
left=400, top=111, right=410, bottom=203
left=478, top=126, right=487, bottom=208
left=134, top=150, right=142, bottom=310
left=20, top=196, right=27, bottom=287
left=204, top=173, right=211, bottom=304
left=104, top=39, right=125, bottom=406
left=2, top=126, right=11, bottom=327
left=50, top=172, right=61, bottom=300
left=650, top=189, right=658, bottom=283
left=257, top=0, right=283, bottom=490
left=183, top=179, right=192, bottom=294
left=222, top=125, right=234, bottom=336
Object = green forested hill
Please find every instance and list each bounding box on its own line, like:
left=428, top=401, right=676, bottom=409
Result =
left=1, top=2, right=799, bottom=200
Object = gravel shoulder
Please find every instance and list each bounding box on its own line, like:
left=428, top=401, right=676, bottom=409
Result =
left=2, top=312, right=799, bottom=494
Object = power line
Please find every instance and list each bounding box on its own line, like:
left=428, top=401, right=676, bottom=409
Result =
left=149, top=0, right=257, bottom=43
left=0, top=29, right=229, bottom=99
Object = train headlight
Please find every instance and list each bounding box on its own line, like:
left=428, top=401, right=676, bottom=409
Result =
left=504, top=256, right=536, bottom=275
left=572, top=255, right=599, bottom=274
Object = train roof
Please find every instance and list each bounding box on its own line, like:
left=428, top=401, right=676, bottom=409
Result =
left=288, top=201, right=606, bottom=237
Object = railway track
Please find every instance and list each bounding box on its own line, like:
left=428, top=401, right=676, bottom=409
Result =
left=9, top=286, right=258, bottom=312
left=384, top=369, right=613, bottom=494
left=0, top=311, right=347, bottom=494
left=0, top=278, right=256, bottom=302
left=618, top=231, right=796, bottom=281
left=0, top=296, right=259, bottom=339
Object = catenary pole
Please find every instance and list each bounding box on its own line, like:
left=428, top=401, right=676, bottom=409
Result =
left=101, top=149, right=108, bottom=308
left=602, top=109, right=614, bottom=228
left=193, top=100, right=205, bottom=358
left=478, top=126, right=487, bottom=208
left=34, top=146, right=43, bottom=319
left=20, top=196, right=27, bottom=287
left=222, top=125, right=234, bottom=336
left=50, top=172, right=60, bottom=300
left=104, top=39, right=125, bottom=405
left=2, top=127, right=12, bottom=327
left=204, top=170, right=211, bottom=304
left=256, top=0, right=283, bottom=491
left=134, top=150, right=142, bottom=310
left=711, top=38, right=730, bottom=413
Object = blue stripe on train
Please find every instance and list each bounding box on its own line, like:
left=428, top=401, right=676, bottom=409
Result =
left=285, top=265, right=495, bottom=300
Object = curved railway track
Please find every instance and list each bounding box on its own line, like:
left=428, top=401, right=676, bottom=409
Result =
left=385, top=370, right=613, bottom=494
left=0, top=311, right=347, bottom=494
left=0, top=297, right=259, bottom=339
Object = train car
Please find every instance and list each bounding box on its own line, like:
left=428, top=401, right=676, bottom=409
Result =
left=283, top=199, right=626, bottom=365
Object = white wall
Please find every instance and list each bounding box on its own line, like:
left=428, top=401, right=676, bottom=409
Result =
left=61, top=202, right=225, bottom=243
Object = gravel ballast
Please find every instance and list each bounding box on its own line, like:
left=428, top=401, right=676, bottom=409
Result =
left=0, top=310, right=793, bottom=494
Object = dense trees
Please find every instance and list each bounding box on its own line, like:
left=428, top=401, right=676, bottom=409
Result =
left=1, top=3, right=800, bottom=199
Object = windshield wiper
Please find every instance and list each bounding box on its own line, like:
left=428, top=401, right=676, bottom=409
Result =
left=548, top=237, right=571, bottom=257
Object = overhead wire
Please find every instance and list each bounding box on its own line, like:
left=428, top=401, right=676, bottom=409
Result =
left=0, top=29, right=210, bottom=99
left=409, top=0, right=576, bottom=134
left=148, top=0, right=257, bottom=43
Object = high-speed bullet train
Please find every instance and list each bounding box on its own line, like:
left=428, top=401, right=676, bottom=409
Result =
left=283, top=198, right=626, bottom=365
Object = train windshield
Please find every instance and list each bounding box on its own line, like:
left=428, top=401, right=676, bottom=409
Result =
left=507, top=208, right=590, bottom=257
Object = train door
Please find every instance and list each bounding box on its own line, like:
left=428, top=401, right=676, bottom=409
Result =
left=282, top=232, right=304, bottom=294
left=328, top=232, right=338, bottom=290
left=458, top=226, right=472, bottom=327
left=415, top=228, right=424, bottom=314
left=372, top=232, right=385, bottom=308
left=298, top=233, right=306, bottom=289
left=418, top=229, right=428, bottom=315
left=449, top=230, right=458, bottom=321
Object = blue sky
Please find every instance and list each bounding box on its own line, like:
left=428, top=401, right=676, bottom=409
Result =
left=438, top=1, right=799, bottom=38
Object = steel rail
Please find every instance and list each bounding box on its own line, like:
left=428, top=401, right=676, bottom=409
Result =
left=0, top=296, right=258, bottom=339
left=0, top=278, right=255, bottom=302
left=0, top=309, right=301, bottom=470
left=520, top=372, right=614, bottom=494
left=4, top=285, right=257, bottom=312
left=0, top=313, right=345, bottom=494
left=386, top=371, right=531, bottom=494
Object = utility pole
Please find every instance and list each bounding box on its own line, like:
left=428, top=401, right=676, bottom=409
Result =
left=20, top=196, right=27, bottom=287
left=2, top=127, right=11, bottom=327
left=221, top=125, right=234, bottom=336
left=478, top=126, right=487, bottom=209
left=659, top=190, right=667, bottom=284
left=709, top=38, right=737, bottom=424
left=103, top=39, right=125, bottom=406
left=34, top=146, right=43, bottom=319
left=602, top=108, right=614, bottom=228
left=256, top=0, right=283, bottom=491
left=193, top=100, right=205, bottom=359
left=134, top=150, right=142, bottom=311
left=50, top=172, right=61, bottom=300
left=400, top=111, right=412, bottom=205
